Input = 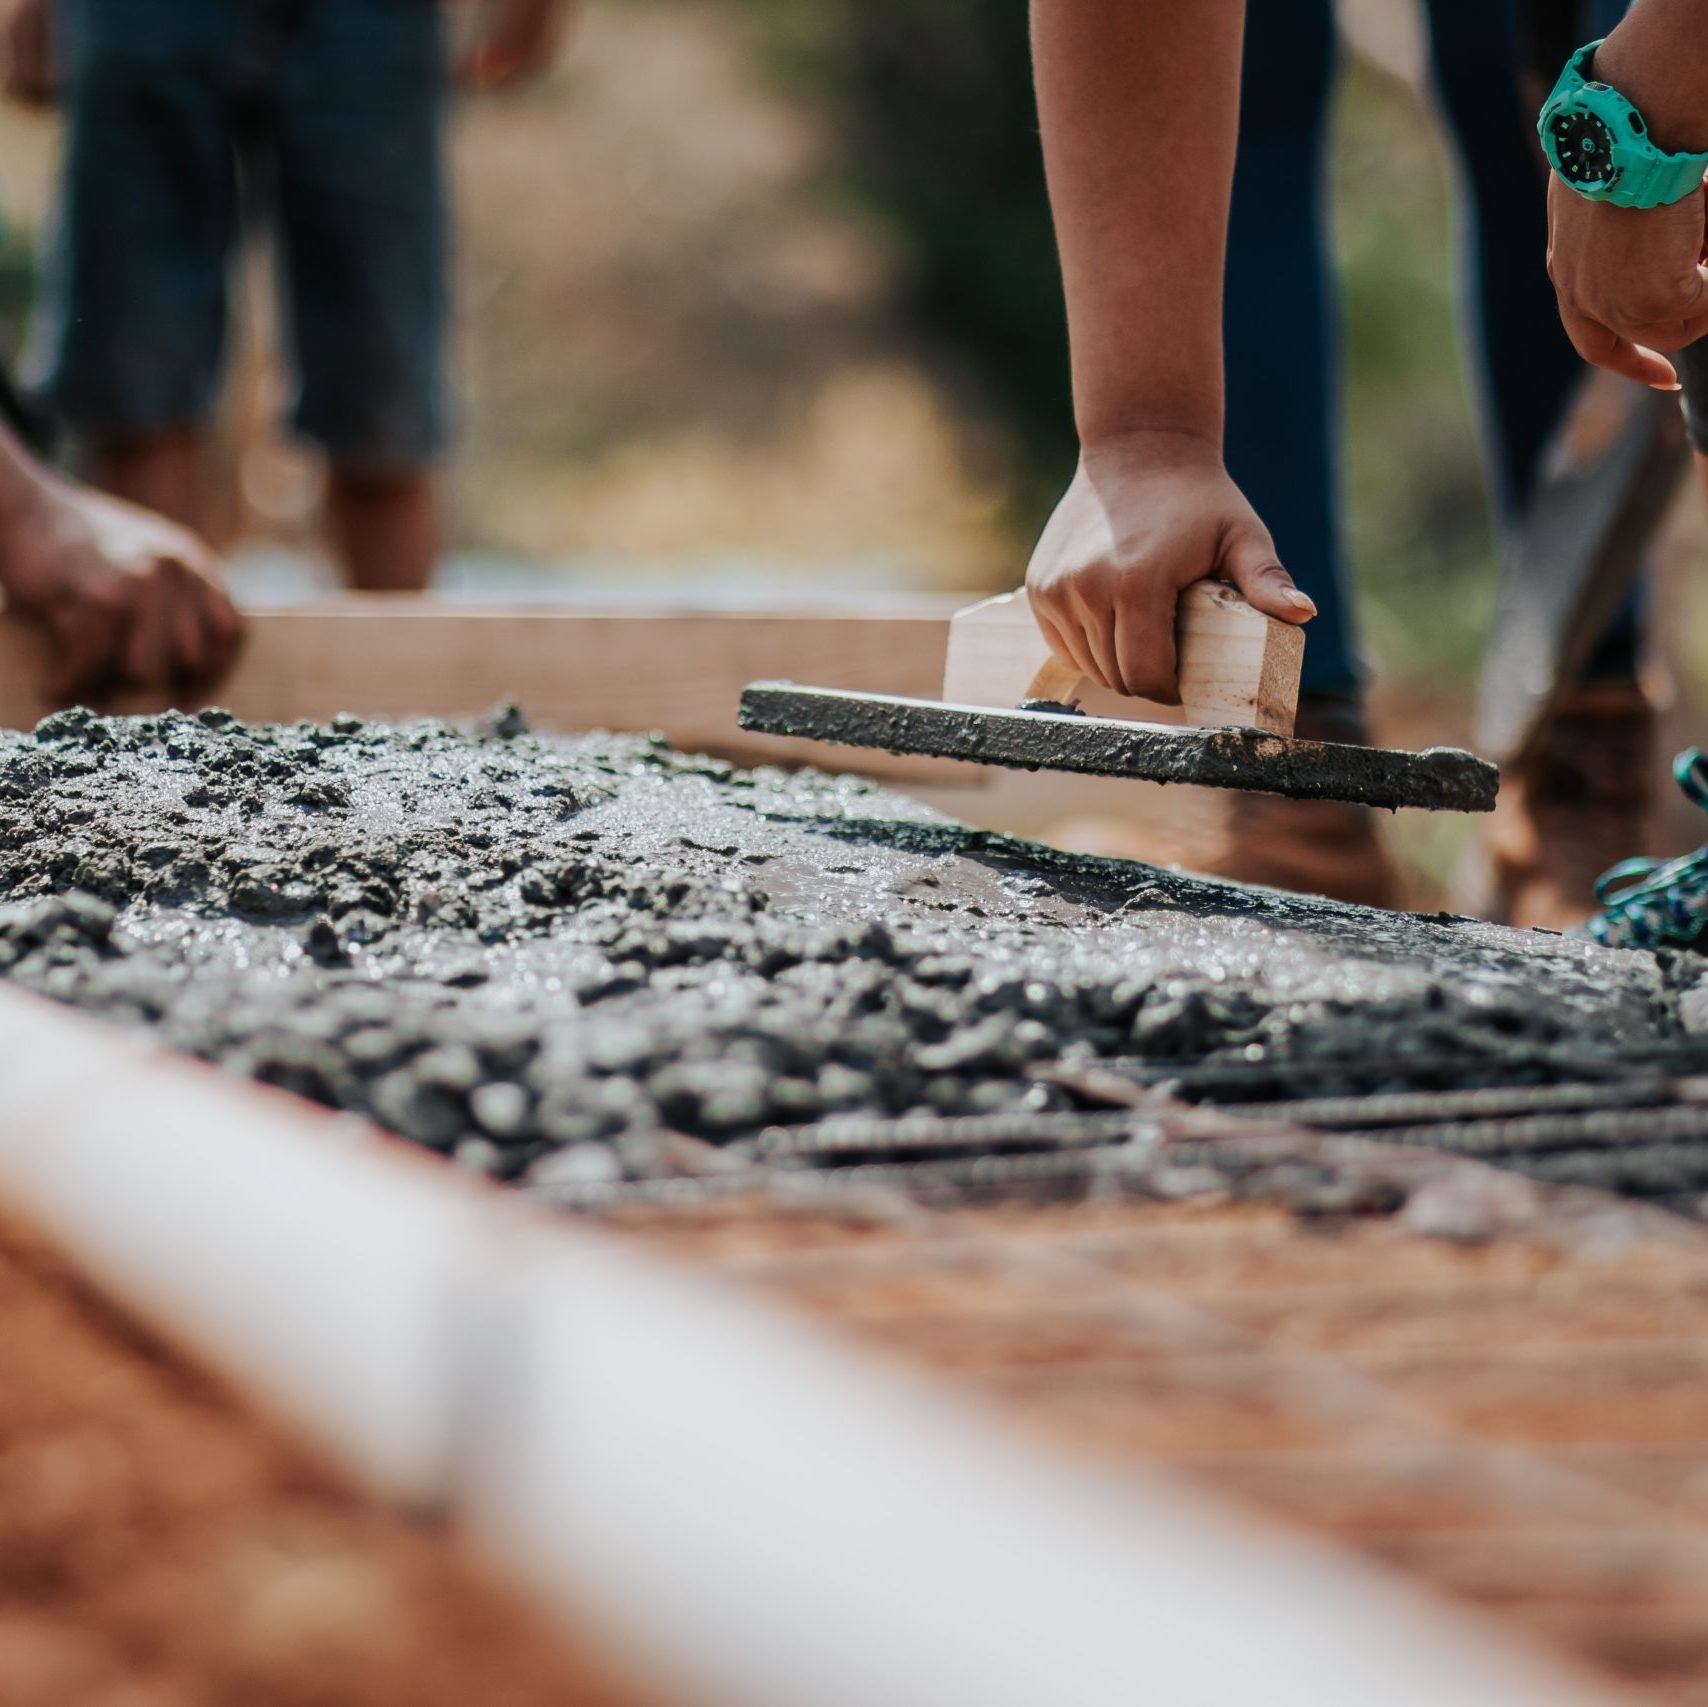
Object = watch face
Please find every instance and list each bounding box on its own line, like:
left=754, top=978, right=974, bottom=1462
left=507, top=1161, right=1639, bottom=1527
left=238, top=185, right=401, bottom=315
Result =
left=1548, top=107, right=1621, bottom=188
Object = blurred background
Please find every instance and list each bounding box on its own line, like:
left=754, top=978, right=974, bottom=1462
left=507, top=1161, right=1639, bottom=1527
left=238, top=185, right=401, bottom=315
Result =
left=0, top=0, right=1702, bottom=884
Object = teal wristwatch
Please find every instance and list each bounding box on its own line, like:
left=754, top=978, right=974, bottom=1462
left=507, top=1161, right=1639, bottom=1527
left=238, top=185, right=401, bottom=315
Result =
left=1538, top=40, right=1708, bottom=208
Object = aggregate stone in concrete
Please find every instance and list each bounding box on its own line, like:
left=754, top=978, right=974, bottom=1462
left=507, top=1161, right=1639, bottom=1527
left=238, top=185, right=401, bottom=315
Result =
left=0, top=707, right=1678, bottom=1197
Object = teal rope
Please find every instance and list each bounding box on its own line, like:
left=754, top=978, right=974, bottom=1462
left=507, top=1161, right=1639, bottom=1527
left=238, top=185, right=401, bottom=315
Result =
left=1585, top=747, right=1708, bottom=950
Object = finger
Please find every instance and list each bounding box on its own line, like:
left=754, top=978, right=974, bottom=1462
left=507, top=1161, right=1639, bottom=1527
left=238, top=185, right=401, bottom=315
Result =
left=155, top=559, right=218, bottom=684
left=1030, top=591, right=1101, bottom=685
left=170, top=570, right=244, bottom=691
left=1032, top=607, right=1089, bottom=688
left=120, top=570, right=175, bottom=688
left=1221, top=526, right=1316, bottom=626
left=166, top=571, right=215, bottom=690
left=205, top=591, right=246, bottom=679
left=184, top=580, right=244, bottom=687
left=1065, top=592, right=1122, bottom=694
left=1112, top=588, right=1180, bottom=703
left=44, top=600, right=123, bottom=706
left=1600, top=299, right=1708, bottom=351
left=1561, top=304, right=1680, bottom=389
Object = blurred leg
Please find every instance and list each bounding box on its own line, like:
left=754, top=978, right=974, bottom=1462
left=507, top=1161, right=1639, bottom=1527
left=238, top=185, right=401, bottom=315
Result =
left=1423, top=0, right=1641, bottom=680
left=326, top=466, right=439, bottom=593
left=1429, top=0, right=1654, bottom=926
left=1223, top=0, right=1357, bottom=698
left=269, top=0, right=450, bottom=589
left=1189, top=0, right=1401, bottom=908
left=33, top=0, right=238, bottom=537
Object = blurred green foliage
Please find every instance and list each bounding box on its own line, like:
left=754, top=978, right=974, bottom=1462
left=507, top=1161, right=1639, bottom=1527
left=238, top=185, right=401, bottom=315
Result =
left=1333, top=58, right=1497, bottom=690
left=746, top=0, right=1076, bottom=504
left=0, top=208, right=35, bottom=351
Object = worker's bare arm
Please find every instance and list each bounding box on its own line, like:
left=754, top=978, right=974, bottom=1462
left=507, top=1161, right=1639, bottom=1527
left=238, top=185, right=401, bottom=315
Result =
left=0, top=418, right=243, bottom=704
left=1025, top=0, right=1310, bottom=704
left=1546, top=1, right=1708, bottom=389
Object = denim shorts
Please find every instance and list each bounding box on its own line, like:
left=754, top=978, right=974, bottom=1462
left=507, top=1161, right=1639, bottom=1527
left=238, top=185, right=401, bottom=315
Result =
left=32, top=0, right=449, bottom=469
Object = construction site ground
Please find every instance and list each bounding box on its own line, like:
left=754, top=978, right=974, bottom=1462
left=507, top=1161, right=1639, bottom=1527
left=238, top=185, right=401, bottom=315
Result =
left=7, top=705, right=1708, bottom=1699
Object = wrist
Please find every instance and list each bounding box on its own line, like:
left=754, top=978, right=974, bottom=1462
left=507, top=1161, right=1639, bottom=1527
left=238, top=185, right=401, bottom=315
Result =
left=1594, top=24, right=1708, bottom=157
left=1077, top=425, right=1223, bottom=469
left=1540, top=26, right=1708, bottom=209
left=0, top=425, right=61, bottom=532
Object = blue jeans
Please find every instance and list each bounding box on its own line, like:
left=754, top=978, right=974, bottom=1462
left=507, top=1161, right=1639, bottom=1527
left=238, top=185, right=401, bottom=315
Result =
left=1226, top=0, right=1638, bottom=697
left=33, top=0, right=449, bottom=470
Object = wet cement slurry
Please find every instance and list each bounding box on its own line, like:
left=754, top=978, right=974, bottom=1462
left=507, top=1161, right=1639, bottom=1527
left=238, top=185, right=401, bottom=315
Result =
left=0, top=707, right=1685, bottom=1203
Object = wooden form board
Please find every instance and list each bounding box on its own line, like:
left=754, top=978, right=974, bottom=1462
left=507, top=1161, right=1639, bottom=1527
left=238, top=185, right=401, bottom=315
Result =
left=942, top=582, right=1302, bottom=735
left=0, top=982, right=1627, bottom=1707
left=0, top=599, right=985, bottom=785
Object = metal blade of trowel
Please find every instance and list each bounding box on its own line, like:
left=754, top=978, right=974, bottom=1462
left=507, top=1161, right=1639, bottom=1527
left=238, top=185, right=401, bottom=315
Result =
left=1474, top=359, right=1695, bottom=767
left=738, top=581, right=1498, bottom=812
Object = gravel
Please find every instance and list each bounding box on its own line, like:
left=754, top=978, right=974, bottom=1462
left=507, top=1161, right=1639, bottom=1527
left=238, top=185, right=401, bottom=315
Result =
left=0, top=705, right=1678, bottom=1200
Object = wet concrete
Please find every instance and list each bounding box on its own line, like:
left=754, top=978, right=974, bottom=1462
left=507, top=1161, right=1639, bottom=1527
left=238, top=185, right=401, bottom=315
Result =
left=0, top=707, right=1676, bottom=1198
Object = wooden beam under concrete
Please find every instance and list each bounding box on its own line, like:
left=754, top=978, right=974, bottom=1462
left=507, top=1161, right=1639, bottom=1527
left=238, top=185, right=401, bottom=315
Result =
left=0, top=598, right=986, bottom=785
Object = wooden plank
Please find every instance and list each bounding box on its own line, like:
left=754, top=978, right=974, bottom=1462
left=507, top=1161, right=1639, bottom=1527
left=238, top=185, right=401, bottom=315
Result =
left=0, top=991, right=1611, bottom=1707
left=0, top=599, right=985, bottom=785
left=941, top=582, right=1301, bottom=734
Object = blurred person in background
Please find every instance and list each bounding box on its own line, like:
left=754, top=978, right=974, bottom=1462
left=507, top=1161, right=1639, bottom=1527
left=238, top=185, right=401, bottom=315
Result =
left=0, top=0, right=569, bottom=591
left=1031, top=0, right=1642, bottom=926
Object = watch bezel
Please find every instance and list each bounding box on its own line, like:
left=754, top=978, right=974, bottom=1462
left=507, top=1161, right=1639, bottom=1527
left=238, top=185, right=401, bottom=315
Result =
left=1540, top=74, right=1648, bottom=202
left=1543, top=100, right=1624, bottom=192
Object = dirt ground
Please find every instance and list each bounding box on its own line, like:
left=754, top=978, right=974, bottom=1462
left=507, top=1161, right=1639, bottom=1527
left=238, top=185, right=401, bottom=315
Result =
left=0, top=1209, right=665, bottom=1707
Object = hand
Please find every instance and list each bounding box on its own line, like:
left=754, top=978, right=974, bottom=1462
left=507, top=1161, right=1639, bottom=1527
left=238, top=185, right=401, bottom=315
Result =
left=0, top=0, right=54, bottom=107
left=1, top=480, right=244, bottom=705
left=1546, top=174, right=1708, bottom=388
left=1025, top=433, right=1313, bottom=704
left=454, top=0, right=571, bottom=93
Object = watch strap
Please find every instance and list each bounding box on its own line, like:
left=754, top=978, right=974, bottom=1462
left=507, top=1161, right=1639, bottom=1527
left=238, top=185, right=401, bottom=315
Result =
left=1623, top=150, right=1708, bottom=209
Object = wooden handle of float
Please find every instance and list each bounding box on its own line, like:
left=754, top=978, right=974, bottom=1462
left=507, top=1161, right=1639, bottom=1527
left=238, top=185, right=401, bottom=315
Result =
left=1023, top=654, right=1085, bottom=705
left=943, top=581, right=1305, bottom=735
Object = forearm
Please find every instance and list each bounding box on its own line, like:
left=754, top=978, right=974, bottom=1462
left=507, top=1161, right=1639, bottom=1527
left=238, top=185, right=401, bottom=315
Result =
left=0, top=413, right=57, bottom=542
left=1596, top=0, right=1708, bottom=153
left=1030, top=0, right=1245, bottom=450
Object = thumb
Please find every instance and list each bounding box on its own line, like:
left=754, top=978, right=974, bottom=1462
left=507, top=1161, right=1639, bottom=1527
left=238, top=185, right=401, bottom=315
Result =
left=1221, top=522, right=1316, bottom=626
left=1563, top=306, right=1680, bottom=390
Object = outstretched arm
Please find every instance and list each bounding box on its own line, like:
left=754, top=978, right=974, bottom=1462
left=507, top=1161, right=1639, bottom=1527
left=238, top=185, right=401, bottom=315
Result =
left=1545, top=0, right=1708, bottom=388
left=1026, top=0, right=1312, bottom=704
